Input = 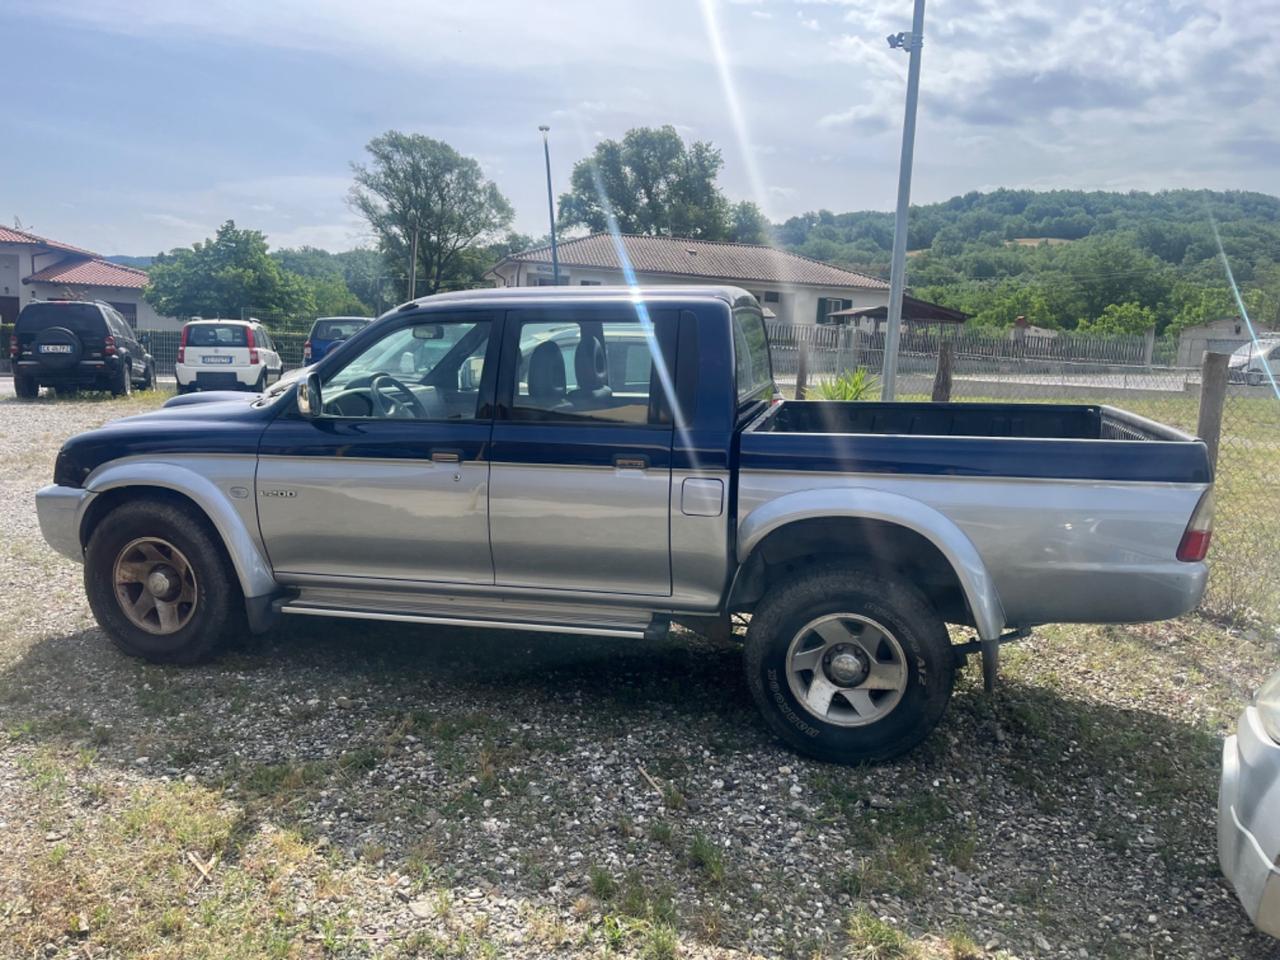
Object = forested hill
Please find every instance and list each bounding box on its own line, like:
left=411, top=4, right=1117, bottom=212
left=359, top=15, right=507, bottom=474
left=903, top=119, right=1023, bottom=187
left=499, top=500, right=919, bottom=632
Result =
left=776, top=189, right=1280, bottom=333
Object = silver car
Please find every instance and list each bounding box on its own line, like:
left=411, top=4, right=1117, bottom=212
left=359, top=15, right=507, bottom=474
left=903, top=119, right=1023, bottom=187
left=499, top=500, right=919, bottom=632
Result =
left=1219, top=668, right=1280, bottom=937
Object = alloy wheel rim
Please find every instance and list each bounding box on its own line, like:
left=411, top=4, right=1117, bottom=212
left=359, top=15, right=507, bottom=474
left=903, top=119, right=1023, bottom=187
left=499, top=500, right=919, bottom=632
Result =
left=113, top=537, right=197, bottom=635
left=785, top=613, right=908, bottom=727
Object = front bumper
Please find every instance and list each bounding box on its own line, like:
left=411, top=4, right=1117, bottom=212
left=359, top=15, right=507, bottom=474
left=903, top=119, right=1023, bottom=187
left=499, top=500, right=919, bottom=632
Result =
left=1219, top=706, right=1280, bottom=938
left=35, top=484, right=91, bottom=563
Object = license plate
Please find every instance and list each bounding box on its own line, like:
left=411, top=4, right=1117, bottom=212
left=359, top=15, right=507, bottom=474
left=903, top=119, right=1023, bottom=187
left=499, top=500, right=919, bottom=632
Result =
left=40, top=344, right=72, bottom=354
left=201, top=355, right=234, bottom=364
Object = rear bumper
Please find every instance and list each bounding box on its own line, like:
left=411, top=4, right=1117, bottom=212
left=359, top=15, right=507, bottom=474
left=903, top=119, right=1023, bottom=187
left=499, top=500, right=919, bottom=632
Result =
left=175, top=362, right=259, bottom=389
left=16, top=358, right=121, bottom=384
left=1219, top=707, right=1280, bottom=939
left=35, top=484, right=91, bottom=562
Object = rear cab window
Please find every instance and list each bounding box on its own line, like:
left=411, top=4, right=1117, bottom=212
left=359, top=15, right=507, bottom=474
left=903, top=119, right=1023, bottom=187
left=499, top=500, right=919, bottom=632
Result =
left=732, top=303, right=774, bottom=410
left=313, top=319, right=368, bottom=340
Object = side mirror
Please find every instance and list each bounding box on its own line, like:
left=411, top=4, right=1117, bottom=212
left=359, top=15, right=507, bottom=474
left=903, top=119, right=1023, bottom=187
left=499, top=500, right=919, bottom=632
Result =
left=297, top=372, right=323, bottom=418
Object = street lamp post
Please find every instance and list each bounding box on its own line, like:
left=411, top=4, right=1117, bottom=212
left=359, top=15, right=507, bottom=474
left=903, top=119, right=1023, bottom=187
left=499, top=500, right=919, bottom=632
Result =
left=880, top=0, right=926, bottom=401
left=539, top=125, right=560, bottom=285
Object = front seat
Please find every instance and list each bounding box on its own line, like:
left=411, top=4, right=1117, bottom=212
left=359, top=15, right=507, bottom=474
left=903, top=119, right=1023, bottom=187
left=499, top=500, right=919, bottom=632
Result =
left=526, top=340, right=569, bottom=411
left=567, top=335, right=613, bottom=408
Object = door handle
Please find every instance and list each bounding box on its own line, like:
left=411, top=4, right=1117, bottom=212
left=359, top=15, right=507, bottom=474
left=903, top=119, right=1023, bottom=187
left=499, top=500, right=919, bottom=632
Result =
left=613, top=455, right=649, bottom=470
left=431, top=449, right=461, bottom=463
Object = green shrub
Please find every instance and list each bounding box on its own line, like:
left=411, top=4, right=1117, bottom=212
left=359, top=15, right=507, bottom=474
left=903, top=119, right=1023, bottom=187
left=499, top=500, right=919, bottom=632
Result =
left=811, top=367, right=879, bottom=400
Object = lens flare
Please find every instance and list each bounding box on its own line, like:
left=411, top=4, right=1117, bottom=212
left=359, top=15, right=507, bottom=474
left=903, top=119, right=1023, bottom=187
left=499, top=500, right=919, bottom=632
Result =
left=1210, top=211, right=1280, bottom=400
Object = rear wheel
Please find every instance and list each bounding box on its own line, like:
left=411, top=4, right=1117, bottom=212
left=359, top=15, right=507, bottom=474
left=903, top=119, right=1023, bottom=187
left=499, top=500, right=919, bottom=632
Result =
left=253, top=369, right=266, bottom=392
left=744, top=564, right=955, bottom=764
left=1247, top=371, right=1264, bottom=387
left=110, top=361, right=132, bottom=397
left=85, top=500, right=244, bottom=664
left=14, top=375, right=38, bottom=399
left=139, top=360, right=156, bottom=391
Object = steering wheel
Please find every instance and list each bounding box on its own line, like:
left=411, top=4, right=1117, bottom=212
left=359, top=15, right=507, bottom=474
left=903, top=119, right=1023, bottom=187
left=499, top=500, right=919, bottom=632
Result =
left=368, top=373, right=428, bottom=419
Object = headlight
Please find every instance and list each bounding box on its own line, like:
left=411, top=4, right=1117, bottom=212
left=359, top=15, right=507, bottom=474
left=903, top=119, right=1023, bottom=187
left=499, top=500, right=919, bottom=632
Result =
left=1259, top=671, right=1280, bottom=744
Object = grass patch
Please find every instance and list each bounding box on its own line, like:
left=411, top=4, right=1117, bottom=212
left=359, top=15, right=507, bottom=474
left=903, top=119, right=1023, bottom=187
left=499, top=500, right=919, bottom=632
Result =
left=845, top=908, right=916, bottom=960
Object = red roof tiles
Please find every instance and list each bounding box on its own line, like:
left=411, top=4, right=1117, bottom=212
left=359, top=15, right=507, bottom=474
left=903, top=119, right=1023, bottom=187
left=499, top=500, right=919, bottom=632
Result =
left=24, top=257, right=148, bottom=290
left=0, top=225, right=99, bottom=258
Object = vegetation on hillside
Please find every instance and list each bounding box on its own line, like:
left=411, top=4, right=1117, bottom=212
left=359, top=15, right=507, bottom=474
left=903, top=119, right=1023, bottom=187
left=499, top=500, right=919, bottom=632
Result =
left=776, top=189, right=1280, bottom=332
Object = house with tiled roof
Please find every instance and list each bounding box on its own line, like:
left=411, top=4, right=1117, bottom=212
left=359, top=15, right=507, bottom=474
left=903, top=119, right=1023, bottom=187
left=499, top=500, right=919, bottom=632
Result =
left=488, top=233, right=892, bottom=326
left=0, top=226, right=178, bottom=330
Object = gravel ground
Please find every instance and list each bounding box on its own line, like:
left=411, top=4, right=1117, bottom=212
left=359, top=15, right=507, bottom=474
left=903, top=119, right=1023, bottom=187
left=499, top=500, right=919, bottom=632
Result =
left=1, top=391, right=1279, bottom=960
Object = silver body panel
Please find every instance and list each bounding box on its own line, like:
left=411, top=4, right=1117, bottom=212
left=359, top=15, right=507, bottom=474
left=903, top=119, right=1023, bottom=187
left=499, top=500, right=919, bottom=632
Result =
left=1219, top=700, right=1280, bottom=938
left=256, top=454, right=493, bottom=584
left=737, top=470, right=1209, bottom=637
left=488, top=461, right=673, bottom=596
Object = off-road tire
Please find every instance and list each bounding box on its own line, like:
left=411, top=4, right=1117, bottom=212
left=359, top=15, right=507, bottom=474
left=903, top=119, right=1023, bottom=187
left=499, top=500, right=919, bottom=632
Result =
left=14, top=375, right=39, bottom=399
left=744, top=564, right=955, bottom=764
left=85, top=500, right=245, bottom=664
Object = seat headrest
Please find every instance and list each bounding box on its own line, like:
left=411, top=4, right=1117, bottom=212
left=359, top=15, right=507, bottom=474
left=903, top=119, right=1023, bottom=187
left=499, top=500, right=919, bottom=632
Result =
left=527, top=341, right=566, bottom=403
left=574, top=336, right=608, bottom=391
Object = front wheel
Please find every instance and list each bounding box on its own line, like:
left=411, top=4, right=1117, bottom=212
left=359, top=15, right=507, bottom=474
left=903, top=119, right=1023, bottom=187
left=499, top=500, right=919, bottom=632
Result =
left=1247, top=371, right=1264, bottom=387
left=744, top=565, right=955, bottom=764
left=85, top=500, right=244, bottom=663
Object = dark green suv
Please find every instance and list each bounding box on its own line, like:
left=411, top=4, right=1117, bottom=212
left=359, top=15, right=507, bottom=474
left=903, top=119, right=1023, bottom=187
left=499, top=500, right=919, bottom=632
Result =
left=11, top=301, right=155, bottom=399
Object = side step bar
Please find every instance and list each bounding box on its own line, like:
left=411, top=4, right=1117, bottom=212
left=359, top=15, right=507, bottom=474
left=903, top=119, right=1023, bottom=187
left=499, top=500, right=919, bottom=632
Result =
left=278, top=602, right=668, bottom=640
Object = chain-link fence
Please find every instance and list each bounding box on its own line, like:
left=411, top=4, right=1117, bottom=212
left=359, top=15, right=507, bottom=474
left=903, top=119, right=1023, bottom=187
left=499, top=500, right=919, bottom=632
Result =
left=767, top=321, right=1280, bottom=627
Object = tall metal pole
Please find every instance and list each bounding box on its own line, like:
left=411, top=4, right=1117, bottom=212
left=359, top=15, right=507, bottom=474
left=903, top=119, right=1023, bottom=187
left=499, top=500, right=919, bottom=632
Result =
left=408, top=222, right=419, bottom=300
left=880, top=0, right=926, bottom=401
left=539, top=125, right=560, bottom=284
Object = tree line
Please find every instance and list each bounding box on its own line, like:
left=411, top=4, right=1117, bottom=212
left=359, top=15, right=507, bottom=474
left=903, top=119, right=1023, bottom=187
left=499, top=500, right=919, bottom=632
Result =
left=144, top=130, right=1280, bottom=338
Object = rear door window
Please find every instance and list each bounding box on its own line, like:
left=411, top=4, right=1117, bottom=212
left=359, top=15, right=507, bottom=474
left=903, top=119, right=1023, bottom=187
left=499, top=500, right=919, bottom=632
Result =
left=187, top=325, right=249, bottom=347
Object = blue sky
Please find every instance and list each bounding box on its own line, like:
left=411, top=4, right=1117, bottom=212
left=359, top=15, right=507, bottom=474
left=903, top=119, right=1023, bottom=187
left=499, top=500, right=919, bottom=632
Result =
left=3, top=0, right=1277, bottom=256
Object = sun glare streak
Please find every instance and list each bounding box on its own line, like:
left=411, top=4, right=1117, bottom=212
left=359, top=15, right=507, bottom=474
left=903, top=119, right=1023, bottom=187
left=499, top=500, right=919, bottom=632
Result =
left=1209, top=211, right=1280, bottom=401
left=699, top=0, right=770, bottom=219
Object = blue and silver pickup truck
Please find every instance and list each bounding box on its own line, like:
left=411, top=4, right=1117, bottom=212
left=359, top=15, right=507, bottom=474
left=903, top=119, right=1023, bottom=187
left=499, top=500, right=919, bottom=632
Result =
left=36, top=286, right=1215, bottom=762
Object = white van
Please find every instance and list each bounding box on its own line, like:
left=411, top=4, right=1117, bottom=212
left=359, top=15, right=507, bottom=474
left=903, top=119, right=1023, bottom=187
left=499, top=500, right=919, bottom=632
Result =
left=175, top=319, right=284, bottom=393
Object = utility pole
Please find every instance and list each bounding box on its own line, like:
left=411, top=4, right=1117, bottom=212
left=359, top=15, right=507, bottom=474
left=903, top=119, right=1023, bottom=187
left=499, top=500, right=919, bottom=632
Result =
left=880, top=0, right=926, bottom=401
left=408, top=221, right=420, bottom=301
left=539, top=125, right=560, bottom=284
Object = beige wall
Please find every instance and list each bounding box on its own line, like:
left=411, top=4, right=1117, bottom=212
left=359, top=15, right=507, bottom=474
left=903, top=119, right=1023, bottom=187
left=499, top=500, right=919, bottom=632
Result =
left=24, top=281, right=180, bottom=331
left=490, top=261, right=888, bottom=325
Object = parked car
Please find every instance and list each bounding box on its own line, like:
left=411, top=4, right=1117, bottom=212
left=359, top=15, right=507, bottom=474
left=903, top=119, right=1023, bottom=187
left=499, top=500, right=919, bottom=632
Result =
left=36, top=286, right=1214, bottom=763
left=1227, top=339, right=1280, bottom=386
left=1219, top=668, right=1280, bottom=938
left=174, top=318, right=284, bottom=393
left=10, top=300, right=154, bottom=399
left=303, top=316, right=372, bottom=365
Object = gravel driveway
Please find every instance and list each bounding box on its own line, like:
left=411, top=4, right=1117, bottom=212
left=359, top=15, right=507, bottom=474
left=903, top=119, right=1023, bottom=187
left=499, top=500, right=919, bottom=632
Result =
left=1, top=391, right=1277, bottom=960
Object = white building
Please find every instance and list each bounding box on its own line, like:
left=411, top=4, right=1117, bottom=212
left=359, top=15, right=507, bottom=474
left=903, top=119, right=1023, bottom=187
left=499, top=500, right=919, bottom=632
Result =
left=0, top=225, right=178, bottom=330
left=488, top=233, right=890, bottom=325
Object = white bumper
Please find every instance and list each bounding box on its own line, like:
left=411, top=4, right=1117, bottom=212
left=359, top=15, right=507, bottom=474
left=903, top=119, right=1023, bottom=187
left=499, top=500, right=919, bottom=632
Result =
left=35, top=484, right=92, bottom=562
left=174, top=362, right=258, bottom=387
left=1219, top=706, right=1280, bottom=938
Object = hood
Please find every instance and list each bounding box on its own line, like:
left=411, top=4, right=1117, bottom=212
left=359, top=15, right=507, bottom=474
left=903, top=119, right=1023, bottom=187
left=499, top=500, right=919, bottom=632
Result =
left=53, top=392, right=277, bottom=487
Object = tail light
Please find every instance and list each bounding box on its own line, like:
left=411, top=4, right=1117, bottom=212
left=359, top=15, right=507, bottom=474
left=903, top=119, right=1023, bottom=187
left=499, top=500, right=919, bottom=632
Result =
left=246, top=326, right=259, bottom=365
left=303, top=340, right=312, bottom=364
left=177, top=325, right=188, bottom=364
left=8, top=335, right=17, bottom=359
left=103, top=335, right=117, bottom=356
left=1177, top=488, right=1215, bottom=562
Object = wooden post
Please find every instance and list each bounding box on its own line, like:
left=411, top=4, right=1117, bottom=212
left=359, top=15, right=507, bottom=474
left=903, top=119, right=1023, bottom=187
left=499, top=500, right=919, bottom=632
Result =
left=795, top=338, right=810, bottom=400
left=1197, top=351, right=1230, bottom=472
left=931, top=339, right=953, bottom=402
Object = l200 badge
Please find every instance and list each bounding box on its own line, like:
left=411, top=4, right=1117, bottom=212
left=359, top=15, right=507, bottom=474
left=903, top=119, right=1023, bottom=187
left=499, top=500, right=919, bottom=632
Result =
left=259, top=489, right=298, bottom=498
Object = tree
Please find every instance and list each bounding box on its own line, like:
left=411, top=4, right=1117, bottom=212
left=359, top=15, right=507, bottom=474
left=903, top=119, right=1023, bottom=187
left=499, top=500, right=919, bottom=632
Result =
left=350, top=131, right=514, bottom=297
left=1078, top=301, right=1158, bottom=335
left=557, top=126, right=732, bottom=239
left=730, top=201, right=770, bottom=245
left=146, top=220, right=314, bottom=318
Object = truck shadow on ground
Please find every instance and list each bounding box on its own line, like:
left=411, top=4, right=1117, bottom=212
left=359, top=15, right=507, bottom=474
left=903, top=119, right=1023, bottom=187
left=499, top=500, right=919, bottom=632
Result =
left=1, top=619, right=1272, bottom=959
